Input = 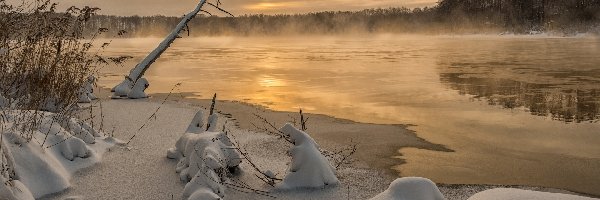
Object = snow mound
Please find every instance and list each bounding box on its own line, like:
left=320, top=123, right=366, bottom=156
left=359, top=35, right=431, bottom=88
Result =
left=167, top=110, right=241, bottom=199
left=127, top=78, right=149, bottom=99
left=206, top=113, right=219, bottom=132
left=468, top=188, right=598, bottom=200
left=277, top=123, right=339, bottom=189
left=0, top=110, right=115, bottom=199
left=78, top=76, right=98, bottom=103
left=370, top=177, right=445, bottom=200
left=86, top=76, right=98, bottom=101
left=182, top=166, right=225, bottom=200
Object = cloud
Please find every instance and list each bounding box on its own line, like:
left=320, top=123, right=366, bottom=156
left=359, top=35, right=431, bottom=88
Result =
left=46, top=0, right=437, bottom=16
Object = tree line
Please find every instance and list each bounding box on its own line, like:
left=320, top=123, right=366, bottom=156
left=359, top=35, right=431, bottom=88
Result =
left=83, top=0, right=600, bottom=37
left=437, top=0, right=600, bottom=33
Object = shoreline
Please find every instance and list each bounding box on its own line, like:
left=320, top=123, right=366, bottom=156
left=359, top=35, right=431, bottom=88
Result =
left=143, top=90, right=599, bottom=198
left=84, top=87, right=598, bottom=199
left=146, top=91, right=453, bottom=176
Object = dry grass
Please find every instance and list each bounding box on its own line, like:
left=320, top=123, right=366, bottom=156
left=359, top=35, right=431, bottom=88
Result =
left=0, top=0, right=125, bottom=185
left=0, top=0, right=129, bottom=139
left=1, top=0, right=99, bottom=113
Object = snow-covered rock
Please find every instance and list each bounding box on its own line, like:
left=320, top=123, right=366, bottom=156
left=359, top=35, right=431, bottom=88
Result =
left=167, top=111, right=241, bottom=200
left=468, top=188, right=598, bottom=200
left=127, top=78, right=149, bottom=99
left=277, top=123, right=339, bottom=189
left=370, top=177, right=445, bottom=200
left=0, top=110, right=115, bottom=199
left=112, top=77, right=133, bottom=98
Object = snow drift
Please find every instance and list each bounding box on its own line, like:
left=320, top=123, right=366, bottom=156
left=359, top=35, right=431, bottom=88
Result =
left=370, top=177, right=445, bottom=200
left=468, top=188, right=599, bottom=200
left=0, top=110, right=115, bottom=199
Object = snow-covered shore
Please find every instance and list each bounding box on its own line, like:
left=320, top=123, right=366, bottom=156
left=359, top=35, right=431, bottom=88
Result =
left=37, top=89, right=598, bottom=199
left=41, top=98, right=392, bottom=199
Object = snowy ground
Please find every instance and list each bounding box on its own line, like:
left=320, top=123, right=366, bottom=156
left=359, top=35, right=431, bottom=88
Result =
left=39, top=90, right=598, bottom=199
left=41, top=99, right=391, bottom=199
left=468, top=188, right=599, bottom=200
left=41, top=100, right=192, bottom=199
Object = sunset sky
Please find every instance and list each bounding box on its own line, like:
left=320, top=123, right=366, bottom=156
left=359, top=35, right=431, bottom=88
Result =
left=50, top=0, right=438, bottom=16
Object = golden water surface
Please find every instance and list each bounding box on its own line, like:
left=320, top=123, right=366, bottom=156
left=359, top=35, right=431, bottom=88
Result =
left=99, top=35, right=600, bottom=195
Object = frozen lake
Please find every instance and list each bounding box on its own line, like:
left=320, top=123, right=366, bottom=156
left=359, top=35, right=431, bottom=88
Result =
left=99, top=35, right=600, bottom=195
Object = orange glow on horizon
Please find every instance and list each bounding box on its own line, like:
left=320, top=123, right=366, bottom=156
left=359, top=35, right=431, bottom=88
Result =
left=245, top=2, right=303, bottom=10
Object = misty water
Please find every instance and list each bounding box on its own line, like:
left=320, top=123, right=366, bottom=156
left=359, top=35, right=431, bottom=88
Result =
left=99, top=35, right=600, bottom=194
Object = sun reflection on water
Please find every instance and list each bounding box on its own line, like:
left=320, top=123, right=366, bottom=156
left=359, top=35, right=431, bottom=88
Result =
left=258, top=75, right=286, bottom=87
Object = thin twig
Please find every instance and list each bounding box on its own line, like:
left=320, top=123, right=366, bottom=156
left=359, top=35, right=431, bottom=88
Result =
left=251, top=113, right=292, bottom=144
left=126, top=83, right=181, bottom=145
left=224, top=127, right=282, bottom=187
left=206, top=2, right=235, bottom=17
left=206, top=93, right=217, bottom=131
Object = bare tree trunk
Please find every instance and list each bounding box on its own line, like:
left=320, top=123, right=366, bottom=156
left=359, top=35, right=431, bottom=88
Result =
left=113, top=0, right=207, bottom=96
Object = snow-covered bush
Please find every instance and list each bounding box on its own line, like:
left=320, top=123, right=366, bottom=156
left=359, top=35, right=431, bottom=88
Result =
left=167, top=110, right=242, bottom=199
left=370, top=177, right=445, bottom=200
left=182, top=166, right=226, bottom=200
left=86, top=76, right=99, bottom=101
left=0, top=111, right=113, bottom=199
left=171, top=131, right=242, bottom=182
left=277, top=123, right=339, bottom=189
left=0, top=0, right=125, bottom=144
left=0, top=1, right=123, bottom=199
left=0, top=0, right=104, bottom=112
left=185, top=110, right=205, bottom=133
left=78, top=76, right=99, bottom=103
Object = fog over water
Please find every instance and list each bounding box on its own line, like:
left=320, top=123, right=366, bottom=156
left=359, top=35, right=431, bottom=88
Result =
left=98, top=35, right=600, bottom=195
left=48, top=0, right=437, bottom=16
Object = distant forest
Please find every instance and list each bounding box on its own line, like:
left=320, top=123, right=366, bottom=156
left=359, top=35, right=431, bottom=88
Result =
left=85, top=0, right=600, bottom=37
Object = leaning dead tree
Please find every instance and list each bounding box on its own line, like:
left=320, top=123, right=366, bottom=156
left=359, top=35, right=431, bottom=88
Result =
left=112, top=0, right=232, bottom=98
